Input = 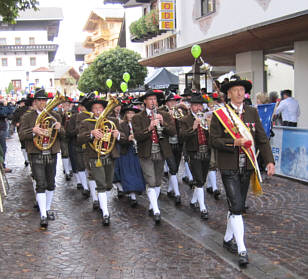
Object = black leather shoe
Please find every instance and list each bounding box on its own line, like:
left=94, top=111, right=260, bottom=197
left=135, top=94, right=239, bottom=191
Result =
left=213, top=190, right=221, bottom=200
left=206, top=187, right=213, bottom=194
left=174, top=196, right=181, bottom=206
left=24, top=161, right=29, bottom=167
left=182, top=176, right=189, bottom=184
left=189, top=180, right=195, bottom=189
left=77, top=183, right=83, bottom=190
left=190, top=202, right=199, bottom=211
left=93, top=200, right=99, bottom=210
left=223, top=239, right=238, bottom=254
left=117, top=190, right=124, bottom=199
left=154, top=213, right=161, bottom=225
left=167, top=191, right=175, bottom=198
left=47, top=211, right=55, bottom=221
left=164, top=171, right=169, bottom=178
left=130, top=199, right=138, bottom=208
left=82, top=189, right=90, bottom=198
left=65, top=174, right=71, bottom=181
left=238, top=251, right=249, bottom=267
left=102, top=215, right=110, bottom=226
left=200, top=210, right=209, bottom=220
left=40, top=217, right=48, bottom=228
left=148, top=209, right=154, bottom=216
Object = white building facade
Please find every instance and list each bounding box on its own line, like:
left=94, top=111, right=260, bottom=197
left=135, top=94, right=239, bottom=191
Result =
left=0, top=8, right=63, bottom=96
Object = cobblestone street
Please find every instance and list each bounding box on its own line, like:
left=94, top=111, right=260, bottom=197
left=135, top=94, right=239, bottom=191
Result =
left=0, top=134, right=307, bottom=279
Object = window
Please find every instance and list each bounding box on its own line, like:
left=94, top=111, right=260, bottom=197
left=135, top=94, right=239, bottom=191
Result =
left=201, top=0, right=215, bottom=16
left=12, top=80, right=22, bottom=90
left=1, top=58, right=8, bottom=66
left=0, top=38, right=6, bottom=45
left=29, top=37, right=35, bottom=44
left=35, top=79, right=39, bottom=85
left=16, top=58, right=22, bottom=66
left=30, top=57, right=36, bottom=66
left=50, top=78, right=53, bottom=87
left=15, top=37, right=21, bottom=45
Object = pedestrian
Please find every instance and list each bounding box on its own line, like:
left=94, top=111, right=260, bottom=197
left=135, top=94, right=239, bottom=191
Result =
left=19, top=88, right=63, bottom=228
left=180, top=93, right=211, bottom=220
left=274, top=89, right=300, bottom=127
left=210, top=76, right=275, bottom=267
left=132, top=89, right=176, bottom=224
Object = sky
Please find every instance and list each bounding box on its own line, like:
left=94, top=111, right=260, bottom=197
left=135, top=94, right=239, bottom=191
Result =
left=38, top=0, right=122, bottom=64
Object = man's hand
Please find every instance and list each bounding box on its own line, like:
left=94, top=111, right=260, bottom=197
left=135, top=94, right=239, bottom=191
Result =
left=54, top=122, right=61, bottom=130
left=91, top=129, right=103, bottom=140
left=112, top=129, right=119, bottom=139
left=234, top=137, right=250, bottom=147
left=128, top=134, right=134, bottom=141
left=33, top=125, right=48, bottom=136
left=266, top=162, right=275, bottom=176
left=155, top=113, right=163, bottom=125
left=148, top=119, right=160, bottom=131
left=193, top=118, right=201, bottom=130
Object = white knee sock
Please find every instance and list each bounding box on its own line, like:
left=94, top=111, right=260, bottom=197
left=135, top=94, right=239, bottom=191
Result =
left=98, top=192, right=109, bottom=216
left=36, top=193, right=47, bottom=218
left=164, top=161, right=169, bottom=173
left=170, top=175, right=180, bottom=196
left=130, top=193, right=136, bottom=200
left=196, top=187, right=206, bottom=211
left=191, top=188, right=198, bottom=203
left=32, top=179, right=37, bottom=197
left=21, top=148, right=28, bottom=162
left=68, top=159, right=72, bottom=172
left=155, top=186, right=160, bottom=198
left=74, top=172, right=81, bottom=184
left=46, top=190, right=54, bottom=211
left=62, top=158, right=70, bottom=175
left=78, top=171, right=88, bottom=190
left=224, top=211, right=233, bottom=242
left=147, top=188, right=160, bottom=214
left=208, top=171, right=217, bottom=191
left=184, top=162, right=193, bottom=181
left=230, top=215, right=246, bottom=253
left=89, top=180, right=98, bottom=202
left=167, top=175, right=173, bottom=192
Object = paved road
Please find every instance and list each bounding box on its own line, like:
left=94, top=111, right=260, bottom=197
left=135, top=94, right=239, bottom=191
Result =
left=0, top=134, right=307, bottom=279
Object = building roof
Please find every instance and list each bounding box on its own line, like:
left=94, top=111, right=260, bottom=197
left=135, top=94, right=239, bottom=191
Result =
left=52, top=65, right=80, bottom=80
left=32, top=67, right=54, bottom=72
left=16, top=7, right=63, bottom=21
left=83, top=8, right=124, bottom=31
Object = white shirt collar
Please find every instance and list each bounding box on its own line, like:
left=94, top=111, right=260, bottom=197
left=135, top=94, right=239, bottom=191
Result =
left=146, top=108, right=152, bottom=116
left=230, top=102, right=243, bottom=114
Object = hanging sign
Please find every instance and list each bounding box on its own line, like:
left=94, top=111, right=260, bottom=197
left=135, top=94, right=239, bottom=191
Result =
left=159, top=0, right=175, bottom=30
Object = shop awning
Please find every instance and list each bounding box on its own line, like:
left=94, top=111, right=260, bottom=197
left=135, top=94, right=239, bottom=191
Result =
left=139, top=11, right=308, bottom=67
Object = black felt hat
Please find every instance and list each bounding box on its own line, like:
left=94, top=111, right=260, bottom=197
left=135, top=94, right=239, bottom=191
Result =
left=189, top=93, right=205, bottom=104
left=33, top=88, right=48, bottom=99
left=180, top=88, right=193, bottom=97
left=139, top=89, right=164, bottom=101
left=220, top=75, right=252, bottom=94
left=121, top=103, right=141, bottom=114
left=85, top=98, right=108, bottom=112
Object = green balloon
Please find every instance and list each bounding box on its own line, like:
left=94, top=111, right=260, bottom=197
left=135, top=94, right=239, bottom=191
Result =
left=120, top=82, right=128, bottom=93
left=123, top=72, right=130, bottom=83
left=191, top=44, right=202, bottom=59
left=106, top=79, right=112, bottom=89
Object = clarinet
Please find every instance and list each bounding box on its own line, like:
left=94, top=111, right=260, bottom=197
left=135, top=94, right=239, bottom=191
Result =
left=152, top=105, right=164, bottom=139
left=129, top=122, right=138, bottom=154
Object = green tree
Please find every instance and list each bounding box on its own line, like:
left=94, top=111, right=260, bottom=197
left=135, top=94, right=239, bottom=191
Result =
left=5, top=82, right=14, bottom=95
left=78, top=47, right=147, bottom=93
left=0, top=0, right=39, bottom=24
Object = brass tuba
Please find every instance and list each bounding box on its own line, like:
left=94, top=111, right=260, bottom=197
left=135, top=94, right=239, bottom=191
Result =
left=33, top=92, right=66, bottom=150
left=171, top=105, right=184, bottom=119
left=90, top=96, right=119, bottom=166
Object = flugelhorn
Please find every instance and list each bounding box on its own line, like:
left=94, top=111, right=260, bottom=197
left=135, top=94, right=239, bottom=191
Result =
left=196, top=111, right=209, bottom=130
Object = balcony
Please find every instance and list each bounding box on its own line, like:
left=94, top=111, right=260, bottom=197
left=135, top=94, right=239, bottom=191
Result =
left=0, top=44, right=58, bottom=52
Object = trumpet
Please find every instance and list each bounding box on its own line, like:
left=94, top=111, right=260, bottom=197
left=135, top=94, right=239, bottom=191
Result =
left=196, top=111, right=209, bottom=130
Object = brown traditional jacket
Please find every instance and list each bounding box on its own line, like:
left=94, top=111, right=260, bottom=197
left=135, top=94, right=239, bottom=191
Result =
left=132, top=109, right=176, bottom=159
left=19, top=110, right=63, bottom=154
left=77, top=116, right=123, bottom=159
left=210, top=104, right=274, bottom=170
left=179, top=112, right=210, bottom=153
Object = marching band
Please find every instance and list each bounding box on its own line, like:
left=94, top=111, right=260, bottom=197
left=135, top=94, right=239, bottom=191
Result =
left=6, top=76, right=275, bottom=268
